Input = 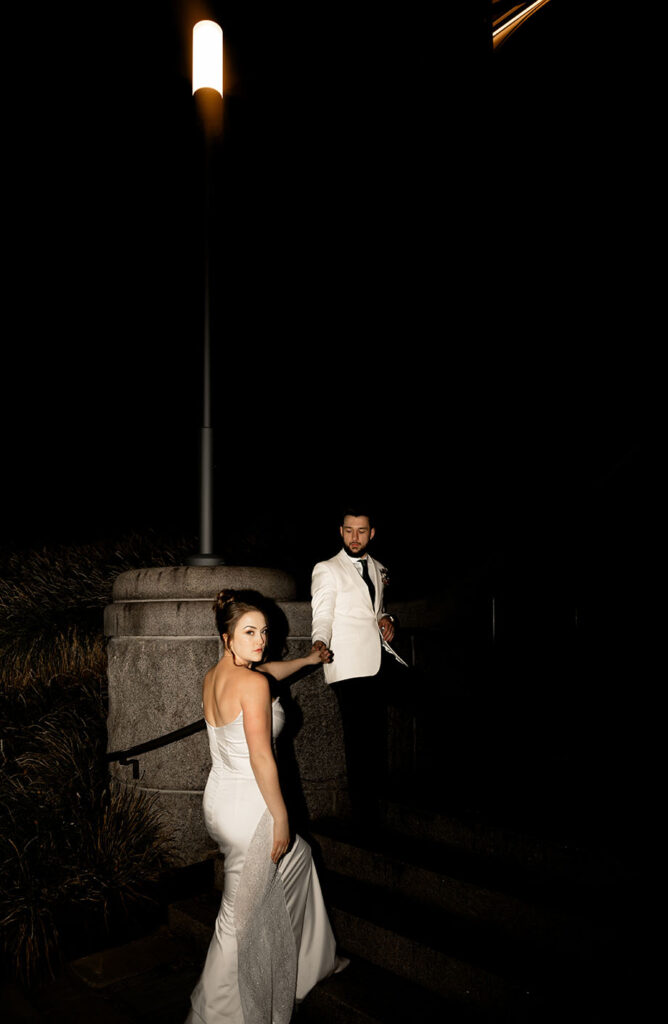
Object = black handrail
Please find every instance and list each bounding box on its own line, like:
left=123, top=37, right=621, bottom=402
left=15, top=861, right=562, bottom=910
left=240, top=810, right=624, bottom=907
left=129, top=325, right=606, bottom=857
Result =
left=106, top=718, right=205, bottom=779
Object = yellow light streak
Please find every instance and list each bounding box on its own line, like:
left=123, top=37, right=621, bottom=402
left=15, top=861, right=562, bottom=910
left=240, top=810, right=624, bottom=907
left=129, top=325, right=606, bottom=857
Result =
left=493, top=6, right=524, bottom=29
left=493, top=0, right=552, bottom=49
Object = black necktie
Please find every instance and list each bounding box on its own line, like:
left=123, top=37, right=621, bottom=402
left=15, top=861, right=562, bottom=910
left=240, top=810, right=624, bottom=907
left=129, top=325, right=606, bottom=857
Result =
left=360, top=559, right=375, bottom=608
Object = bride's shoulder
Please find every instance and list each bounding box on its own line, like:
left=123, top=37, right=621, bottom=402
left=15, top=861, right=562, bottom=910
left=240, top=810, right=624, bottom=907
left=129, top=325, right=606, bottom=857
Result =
left=238, top=666, right=270, bottom=704
left=202, top=663, right=219, bottom=695
left=203, top=663, right=218, bottom=685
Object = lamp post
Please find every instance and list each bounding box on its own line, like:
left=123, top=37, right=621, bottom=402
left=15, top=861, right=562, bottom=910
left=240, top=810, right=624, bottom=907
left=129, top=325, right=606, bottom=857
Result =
left=189, top=20, right=224, bottom=566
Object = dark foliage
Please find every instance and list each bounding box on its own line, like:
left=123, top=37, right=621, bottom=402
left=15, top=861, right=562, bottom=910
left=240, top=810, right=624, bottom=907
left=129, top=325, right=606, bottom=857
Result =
left=0, top=531, right=193, bottom=691
left=0, top=535, right=189, bottom=986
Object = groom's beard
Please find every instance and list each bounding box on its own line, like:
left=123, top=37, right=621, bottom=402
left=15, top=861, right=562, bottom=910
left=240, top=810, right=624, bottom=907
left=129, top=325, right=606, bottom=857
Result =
left=343, top=541, right=369, bottom=560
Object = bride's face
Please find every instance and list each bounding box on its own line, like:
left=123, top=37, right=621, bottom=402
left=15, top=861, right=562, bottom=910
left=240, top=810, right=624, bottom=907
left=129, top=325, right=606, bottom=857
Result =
left=226, top=611, right=268, bottom=666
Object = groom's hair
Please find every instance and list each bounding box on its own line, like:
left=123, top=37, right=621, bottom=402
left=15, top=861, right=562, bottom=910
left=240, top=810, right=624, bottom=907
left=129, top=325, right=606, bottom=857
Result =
left=341, top=507, right=374, bottom=527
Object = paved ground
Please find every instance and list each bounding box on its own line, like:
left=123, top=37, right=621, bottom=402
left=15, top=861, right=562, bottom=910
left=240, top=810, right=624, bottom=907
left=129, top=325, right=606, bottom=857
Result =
left=1, top=927, right=464, bottom=1024
left=2, top=928, right=201, bottom=1024
left=2, top=920, right=644, bottom=1024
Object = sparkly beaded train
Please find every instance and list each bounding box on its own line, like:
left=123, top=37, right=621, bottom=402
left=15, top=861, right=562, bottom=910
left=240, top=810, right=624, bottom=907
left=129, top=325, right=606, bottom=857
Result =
left=186, top=700, right=338, bottom=1024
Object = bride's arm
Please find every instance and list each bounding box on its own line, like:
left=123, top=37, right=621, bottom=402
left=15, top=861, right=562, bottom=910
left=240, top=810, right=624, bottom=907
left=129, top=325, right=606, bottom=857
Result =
left=241, top=672, right=290, bottom=863
left=257, top=644, right=332, bottom=683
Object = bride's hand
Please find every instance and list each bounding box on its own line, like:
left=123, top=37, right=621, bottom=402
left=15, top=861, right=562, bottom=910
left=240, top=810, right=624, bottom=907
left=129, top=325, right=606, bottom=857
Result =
left=308, top=642, right=332, bottom=664
left=271, top=816, right=290, bottom=863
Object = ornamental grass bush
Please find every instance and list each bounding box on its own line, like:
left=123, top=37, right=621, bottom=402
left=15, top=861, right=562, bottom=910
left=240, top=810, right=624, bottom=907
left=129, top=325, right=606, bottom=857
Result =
left=0, top=533, right=193, bottom=987
left=0, top=532, right=192, bottom=692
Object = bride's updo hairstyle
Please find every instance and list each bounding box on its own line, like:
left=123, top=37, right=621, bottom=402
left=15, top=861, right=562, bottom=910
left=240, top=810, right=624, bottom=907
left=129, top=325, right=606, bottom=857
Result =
left=214, top=589, right=267, bottom=657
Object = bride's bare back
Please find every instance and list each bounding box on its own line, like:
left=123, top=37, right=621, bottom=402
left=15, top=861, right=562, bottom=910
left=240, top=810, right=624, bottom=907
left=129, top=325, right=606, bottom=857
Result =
left=202, top=659, right=254, bottom=728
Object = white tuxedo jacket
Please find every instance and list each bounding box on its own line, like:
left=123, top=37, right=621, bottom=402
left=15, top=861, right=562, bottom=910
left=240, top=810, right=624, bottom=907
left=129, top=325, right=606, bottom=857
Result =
left=311, top=548, right=404, bottom=684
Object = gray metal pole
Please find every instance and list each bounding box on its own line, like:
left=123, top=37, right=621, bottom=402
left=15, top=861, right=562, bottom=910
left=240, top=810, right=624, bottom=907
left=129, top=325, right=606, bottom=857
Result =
left=189, top=89, right=224, bottom=566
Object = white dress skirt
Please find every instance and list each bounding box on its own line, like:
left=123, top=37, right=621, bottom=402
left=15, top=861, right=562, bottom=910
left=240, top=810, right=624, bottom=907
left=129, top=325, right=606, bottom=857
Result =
left=186, top=700, right=338, bottom=1023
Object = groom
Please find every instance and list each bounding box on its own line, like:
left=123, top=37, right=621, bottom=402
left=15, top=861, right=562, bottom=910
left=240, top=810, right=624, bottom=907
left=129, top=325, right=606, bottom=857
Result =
left=311, top=509, right=407, bottom=818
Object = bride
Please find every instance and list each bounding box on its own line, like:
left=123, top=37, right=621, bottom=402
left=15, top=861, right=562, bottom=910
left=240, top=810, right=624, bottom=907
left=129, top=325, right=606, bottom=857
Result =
left=186, top=589, right=346, bottom=1024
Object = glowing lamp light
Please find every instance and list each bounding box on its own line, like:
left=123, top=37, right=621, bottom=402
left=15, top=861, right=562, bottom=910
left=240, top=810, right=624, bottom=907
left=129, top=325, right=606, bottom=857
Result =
left=192, top=20, right=223, bottom=96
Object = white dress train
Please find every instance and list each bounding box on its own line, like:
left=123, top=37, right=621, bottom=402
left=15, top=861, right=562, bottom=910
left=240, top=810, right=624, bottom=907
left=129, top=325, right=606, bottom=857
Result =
left=186, top=700, right=338, bottom=1023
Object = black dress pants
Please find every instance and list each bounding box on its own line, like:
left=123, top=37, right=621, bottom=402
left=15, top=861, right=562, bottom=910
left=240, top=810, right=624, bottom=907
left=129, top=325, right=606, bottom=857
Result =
left=330, top=652, right=409, bottom=820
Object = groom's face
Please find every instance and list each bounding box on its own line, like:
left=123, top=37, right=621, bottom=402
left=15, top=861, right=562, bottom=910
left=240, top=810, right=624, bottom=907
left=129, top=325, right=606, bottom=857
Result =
left=340, top=515, right=375, bottom=558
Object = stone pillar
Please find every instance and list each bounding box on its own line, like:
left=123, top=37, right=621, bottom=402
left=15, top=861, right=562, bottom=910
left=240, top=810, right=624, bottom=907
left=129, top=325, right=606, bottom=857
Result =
left=104, top=566, right=346, bottom=866
left=106, top=567, right=449, bottom=866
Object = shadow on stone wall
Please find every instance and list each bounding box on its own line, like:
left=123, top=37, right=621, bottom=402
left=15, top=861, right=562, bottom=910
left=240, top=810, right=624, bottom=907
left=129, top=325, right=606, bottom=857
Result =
left=105, top=566, right=450, bottom=866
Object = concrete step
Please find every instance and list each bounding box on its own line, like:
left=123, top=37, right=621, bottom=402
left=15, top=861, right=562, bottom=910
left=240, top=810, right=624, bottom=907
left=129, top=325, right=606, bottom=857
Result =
left=166, top=788, right=642, bottom=1022
left=310, top=816, right=617, bottom=959
left=167, top=869, right=638, bottom=1023
left=378, top=798, right=631, bottom=897
left=297, top=956, right=484, bottom=1023
left=168, top=895, right=496, bottom=1023
left=169, top=884, right=532, bottom=1018
left=322, top=870, right=544, bottom=1017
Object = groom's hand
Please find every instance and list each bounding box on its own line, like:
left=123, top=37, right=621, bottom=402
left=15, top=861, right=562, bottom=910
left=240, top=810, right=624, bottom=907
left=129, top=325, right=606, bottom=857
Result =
left=379, top=616, right=395, bottom=643
left=310, top=642, right=333, bottom=663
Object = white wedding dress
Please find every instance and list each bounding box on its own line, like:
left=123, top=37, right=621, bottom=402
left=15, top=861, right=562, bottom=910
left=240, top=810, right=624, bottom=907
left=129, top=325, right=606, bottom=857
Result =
left=186, top=699, right=339, bottom=1023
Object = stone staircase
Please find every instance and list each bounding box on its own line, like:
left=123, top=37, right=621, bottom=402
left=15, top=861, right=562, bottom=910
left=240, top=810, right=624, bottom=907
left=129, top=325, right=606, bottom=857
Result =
left=168, top=798, right=638, bottom=1023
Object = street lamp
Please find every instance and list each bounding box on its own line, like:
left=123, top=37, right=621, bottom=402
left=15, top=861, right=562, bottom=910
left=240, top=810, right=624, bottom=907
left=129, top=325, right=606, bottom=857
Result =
left=193, top=20, right=223, bottom=95
left=189, top=20, right=224, bottom=565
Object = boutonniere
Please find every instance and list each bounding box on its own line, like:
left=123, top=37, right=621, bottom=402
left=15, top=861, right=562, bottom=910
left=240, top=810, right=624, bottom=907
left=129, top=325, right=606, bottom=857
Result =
left=380, top=567, right=390, bottom=587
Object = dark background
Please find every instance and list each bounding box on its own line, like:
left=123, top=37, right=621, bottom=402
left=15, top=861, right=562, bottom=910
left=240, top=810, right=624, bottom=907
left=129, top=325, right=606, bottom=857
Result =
left=2, top=1, right=655, bottom=603
left=0, top=13, right=657, bottom=1016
